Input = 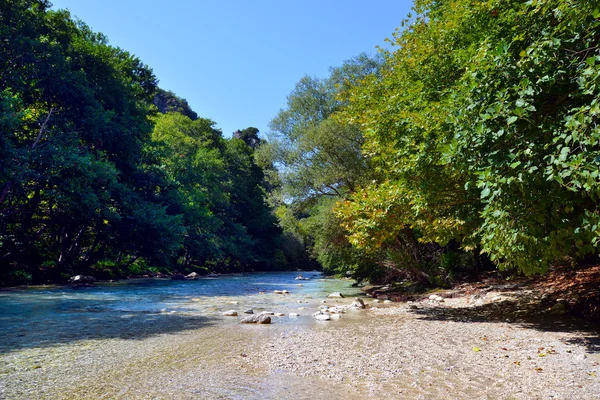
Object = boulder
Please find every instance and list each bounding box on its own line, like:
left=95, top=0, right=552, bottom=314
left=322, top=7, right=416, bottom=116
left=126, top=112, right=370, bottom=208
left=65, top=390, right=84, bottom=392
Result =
left=69, top=275, right=95, bottom=284
left=243, top=309, right=254, bottom=314
left=328, top=292, right=344, bottom=298
left=223, top=310, right=238, bottom=316
left=241, top=314, right=271, bottom=324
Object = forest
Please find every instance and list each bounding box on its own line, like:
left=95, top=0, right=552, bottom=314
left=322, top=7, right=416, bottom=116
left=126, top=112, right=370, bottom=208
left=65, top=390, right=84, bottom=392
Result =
left=1, top=0, right=599, bottom=287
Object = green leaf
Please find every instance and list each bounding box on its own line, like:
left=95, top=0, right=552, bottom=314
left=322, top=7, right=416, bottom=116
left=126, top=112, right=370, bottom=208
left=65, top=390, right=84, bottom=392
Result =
left=481, top=187, right=491, bottom=199
left=507, top=116, right=518, bottom=125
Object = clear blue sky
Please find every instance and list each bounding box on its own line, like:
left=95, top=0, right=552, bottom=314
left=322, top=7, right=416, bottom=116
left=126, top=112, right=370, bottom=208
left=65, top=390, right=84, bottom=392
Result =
left=50, top=1, right=413, bottom=137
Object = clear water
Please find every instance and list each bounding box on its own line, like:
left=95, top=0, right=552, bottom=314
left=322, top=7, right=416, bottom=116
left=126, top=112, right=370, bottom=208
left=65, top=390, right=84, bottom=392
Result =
left=0, top=271, right=361, bottom=353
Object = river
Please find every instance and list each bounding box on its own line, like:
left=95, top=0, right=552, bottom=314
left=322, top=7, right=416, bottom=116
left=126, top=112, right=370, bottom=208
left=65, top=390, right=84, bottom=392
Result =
left=0, top=271, right=368, bottom=399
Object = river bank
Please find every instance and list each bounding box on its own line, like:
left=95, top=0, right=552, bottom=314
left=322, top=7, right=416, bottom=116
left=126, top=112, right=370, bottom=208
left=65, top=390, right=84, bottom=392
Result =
left=1, top=273, right=598, bottom=399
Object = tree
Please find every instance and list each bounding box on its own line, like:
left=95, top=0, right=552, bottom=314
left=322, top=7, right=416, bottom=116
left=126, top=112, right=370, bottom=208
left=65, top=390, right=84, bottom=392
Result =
left=337, top=0, right=600, bottom=275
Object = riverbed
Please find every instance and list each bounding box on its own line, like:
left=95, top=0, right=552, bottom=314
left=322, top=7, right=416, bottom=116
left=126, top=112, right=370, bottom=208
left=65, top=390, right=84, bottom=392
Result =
left=1, top=272, right=599, bottom=399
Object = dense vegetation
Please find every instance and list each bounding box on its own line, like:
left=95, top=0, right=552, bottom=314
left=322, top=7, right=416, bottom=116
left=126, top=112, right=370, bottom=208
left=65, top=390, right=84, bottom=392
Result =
left=260, top=0, right=600, bottom=284
left=0, top=0, right=286, bottom=285
left=2, top=0, right=599, bottom=287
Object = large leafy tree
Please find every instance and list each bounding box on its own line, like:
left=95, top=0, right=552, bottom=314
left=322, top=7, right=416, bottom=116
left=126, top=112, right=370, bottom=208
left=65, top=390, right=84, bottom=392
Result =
left=0, top=1, right=183, bottom=282
left=258, top=54, right=384, bottom=275
left=337, top=0, right=600, bottom=275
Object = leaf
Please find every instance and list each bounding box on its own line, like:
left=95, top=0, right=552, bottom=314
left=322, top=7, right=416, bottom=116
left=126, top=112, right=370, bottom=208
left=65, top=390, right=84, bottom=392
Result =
left=480, top=188, right=490, bottom=199
left=472, top=347, right=481, bottom=352
left=507, top=116, right=518, bottom=125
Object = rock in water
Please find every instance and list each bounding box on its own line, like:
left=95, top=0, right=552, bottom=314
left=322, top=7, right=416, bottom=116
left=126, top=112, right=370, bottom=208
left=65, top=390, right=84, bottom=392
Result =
left=315, top=314, right=331, bottom=321
left=328, top=292, right=344, bottom=298
left=243, top=309, right=254, bottom=314
left=186, top=272, right=199, bottom=280
left=351, top=298, right=366, bottom=309
left=223, top=310, right=238, bottom=316
left=241, top=314, right=271, bottom=324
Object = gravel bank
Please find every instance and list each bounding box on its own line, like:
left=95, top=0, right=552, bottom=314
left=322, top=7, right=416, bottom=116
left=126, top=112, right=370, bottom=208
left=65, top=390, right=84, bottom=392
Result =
left=1, top=292, right=599, bottom=399
left=246, top=297, right=600, bottom=399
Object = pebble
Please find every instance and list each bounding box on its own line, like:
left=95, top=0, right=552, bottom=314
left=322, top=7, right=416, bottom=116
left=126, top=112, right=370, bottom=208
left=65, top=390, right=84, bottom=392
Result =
left=314, top=314, right=331, bottom=321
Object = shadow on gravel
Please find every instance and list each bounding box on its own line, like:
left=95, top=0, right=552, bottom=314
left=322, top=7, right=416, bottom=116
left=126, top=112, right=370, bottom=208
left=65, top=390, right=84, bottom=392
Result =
left=0, top=310, right=213, bottom=354
left=411, top=302, right=600, bottom=353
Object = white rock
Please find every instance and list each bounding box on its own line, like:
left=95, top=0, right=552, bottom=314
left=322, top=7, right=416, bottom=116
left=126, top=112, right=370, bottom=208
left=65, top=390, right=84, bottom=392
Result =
left=275, top=313, right=285, bottom=317
left=315, top=314, right=331, bottom=321
left=243, top=309, right=254, bottom=314
left=223, top=310, right=238, bottom=316
left=330, top=313, right=342, bottom=319
left=372, top=299, right=381, bottom=303
left=384, top=300, right=393, bottom=304
left=328, top=292, right=344, bottom=298
left=261, top=311, right=275, bottom=315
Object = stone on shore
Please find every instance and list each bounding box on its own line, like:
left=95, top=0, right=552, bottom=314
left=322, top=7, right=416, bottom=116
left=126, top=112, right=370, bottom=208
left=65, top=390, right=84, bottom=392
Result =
left=314, top=314, right=331, bottom=321
left=328, top=292, right=344, bottom=298
left=185, top=272, right=199, bottom=280
left=241, top=314, right=271, bottom=324
left=243, top=309, right=254, bottom=314
left=429, top=294, right=444, bottom=302
left=69, top=275, right=95, bottom=284
left=223, top=310, right=238, bottom=316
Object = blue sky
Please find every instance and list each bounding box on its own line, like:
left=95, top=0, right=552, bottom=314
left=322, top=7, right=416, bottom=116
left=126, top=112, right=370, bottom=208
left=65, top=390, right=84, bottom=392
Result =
left=50, top=1, right=413, bottom=137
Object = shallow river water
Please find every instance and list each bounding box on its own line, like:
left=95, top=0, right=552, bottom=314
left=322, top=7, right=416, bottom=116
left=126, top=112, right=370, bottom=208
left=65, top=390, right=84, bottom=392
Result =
left=0, top=272, right=368, bottom=399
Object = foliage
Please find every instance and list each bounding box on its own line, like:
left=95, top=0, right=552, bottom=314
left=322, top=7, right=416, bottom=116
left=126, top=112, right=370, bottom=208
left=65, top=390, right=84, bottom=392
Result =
left=336, top=0, right=600, bottom=275
left=0, top=1, right=283, bottom=284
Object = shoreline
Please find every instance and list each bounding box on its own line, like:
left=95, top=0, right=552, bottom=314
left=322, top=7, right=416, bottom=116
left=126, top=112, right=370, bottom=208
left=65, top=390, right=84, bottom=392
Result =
left=1, top=273, right=599, bottom=399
